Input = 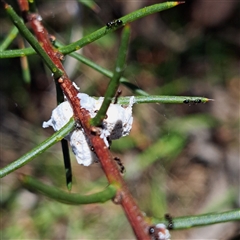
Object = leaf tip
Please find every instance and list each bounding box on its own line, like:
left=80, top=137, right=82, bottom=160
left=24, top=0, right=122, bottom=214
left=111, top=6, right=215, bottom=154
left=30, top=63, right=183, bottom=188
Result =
left=169, top=1, right=185, bottom=8
left=1, top=0, right=8, bottom=9
left=67, top=182, right=72, bottom=191
left=177, top=1, right=185, bottom=5
left=206, top=98, right=215, bottom=102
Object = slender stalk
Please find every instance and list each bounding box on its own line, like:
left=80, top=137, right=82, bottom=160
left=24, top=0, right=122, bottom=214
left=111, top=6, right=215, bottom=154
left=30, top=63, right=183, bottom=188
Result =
left=3, top=3, right=63, bottom=79
left=91, top=25, right=131, bottom=126
left=117, top=95, right=212, bottom=104
left=56, top=79, right=73, bottom=191
left=0, top=118, right=75, bottom=178
left=28, top=0, right=37, bottom=13
left=0, top=47, right=34, bottom=58
left=18, top=37, right=31, bottom=83
left=20, top=53, right=31, bottom=84
left=60, top=2, right=184, bottom=55
left=61, top=139, right=72, bottom=191
left=120, top=81, right=149, bottom=96
left=153, top=209, right=240, bottom=229
left=0, top=2, right=183, bottom=59
left=0, top=2, right=183, bottom=58
left=20, top=174, right=117, bottom=204
left=0, top=26, right=18, bottom=51
left=89, top=95, right=211, bottom=105
left=121, top=2, right=184, bottom=24
left=55, top=41, right=149, bottom=96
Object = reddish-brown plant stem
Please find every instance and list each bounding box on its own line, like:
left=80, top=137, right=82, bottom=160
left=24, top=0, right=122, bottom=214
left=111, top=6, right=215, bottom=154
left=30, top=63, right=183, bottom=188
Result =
left=17, top=2, right=151, bottom=239
left=17, top=0, right=28, bottom=12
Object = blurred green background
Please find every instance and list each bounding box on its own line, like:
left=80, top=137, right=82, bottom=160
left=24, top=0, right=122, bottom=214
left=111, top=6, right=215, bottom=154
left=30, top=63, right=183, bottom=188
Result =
left=0, top=0, right=239, bottom=239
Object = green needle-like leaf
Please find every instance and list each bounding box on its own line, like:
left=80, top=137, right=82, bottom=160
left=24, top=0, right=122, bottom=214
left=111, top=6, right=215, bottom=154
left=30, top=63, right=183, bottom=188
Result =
left=0, top=47, right=35, bottom=58
left=55, top=81, right=73, bottom=191
left=89, top=95, right=211, bottom=105
left=28, top=0, right=37, bottom=13
left=3, top=3, right=63, bottom=79
left=60, top=1, right=183, bottom=55
left=117, top=95, right=212, bottom=105
left=153, top=209, right=240, bottom=229
left=0, top=26, right=18, bottom=51
left=0, top=2, right=182, bottom=58
left=20, top=174, right=117, bottom=204
left=68, top=50, right=149, bottom=96
left=0, top=118, right=75, bottom=178
left=91, top=25, right=131, bottom=126
left=55, top=41, right=149, bottom=96
left=61, top=139, right=72, bottom=191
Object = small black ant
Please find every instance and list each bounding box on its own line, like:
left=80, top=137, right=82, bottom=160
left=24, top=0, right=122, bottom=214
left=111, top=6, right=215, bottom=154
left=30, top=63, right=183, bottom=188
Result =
left=74, top=120, right=82, bottom=130
left=194, top=99, right=202, bottom=104
left=106, top=19, right=123, bottom=29
left=48, top=34, right=56, bottom=43
left=183, top=98, right=202, bottom=105
left=164, top=213, right=174, bottom=230
left=114, top=157, right=125, bottom=174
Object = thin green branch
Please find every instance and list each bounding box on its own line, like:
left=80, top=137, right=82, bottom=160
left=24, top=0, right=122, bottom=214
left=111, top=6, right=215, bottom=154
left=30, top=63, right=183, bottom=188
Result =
left=0, top=26, right=19, bottom=51
left=55, top=80, right=73, bottom=190
left=121, top=2, right=183, bottom=25
left=120, top=81, right=149, bottom=96
left=0, top=47, right=34, bottom=58
left=20, top=174, right=117, bottom=204
left=0, top=2, right=182, bottom=58
left=117, top=95, right=212, bottom=105
left=91, top=25, right=131, bottom=126
left=3, top=3, right=63, bottom=78
left=68, top=48, right=149, bottom=96
left=0, top=41, right=148, bottom=95
left=153, top=209, right=240, bottom=229
left=28, top=0, right=37, bottom=13
left=61, top=139, right=72, bottom=191
left=21, top=56, right=31, bottom=84
left=0, top=118, right=75, bottom=178
left=0, top=43, right=147, bottom=96
left=18, top=37, right=31, bottom=84
left=55, top=41, right=149, bottom=96
left=59, top=1, right=182, bottom=55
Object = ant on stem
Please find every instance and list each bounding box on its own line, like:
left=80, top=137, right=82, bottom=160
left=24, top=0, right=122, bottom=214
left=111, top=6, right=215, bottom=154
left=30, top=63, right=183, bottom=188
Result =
left=106, top=19, right=123, bottom=29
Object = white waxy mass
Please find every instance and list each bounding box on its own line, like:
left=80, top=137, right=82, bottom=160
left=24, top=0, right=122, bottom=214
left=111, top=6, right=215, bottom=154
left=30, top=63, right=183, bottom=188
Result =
left=43, top=93, right=135, bottom=166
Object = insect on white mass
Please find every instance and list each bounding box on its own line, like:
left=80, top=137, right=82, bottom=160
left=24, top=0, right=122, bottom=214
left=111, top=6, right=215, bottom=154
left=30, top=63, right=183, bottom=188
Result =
left=148, top=223, right=171, bottom=240
left=42, top=93, right=135, bottom=166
